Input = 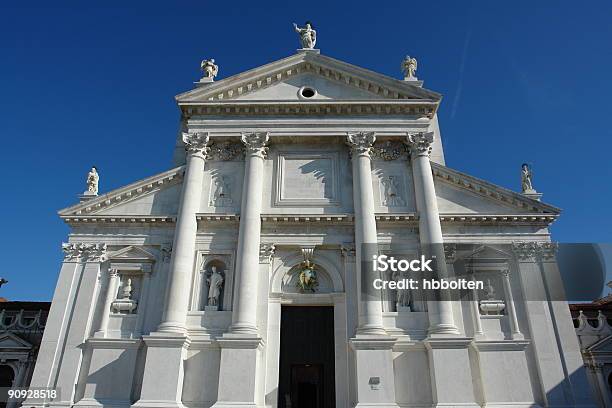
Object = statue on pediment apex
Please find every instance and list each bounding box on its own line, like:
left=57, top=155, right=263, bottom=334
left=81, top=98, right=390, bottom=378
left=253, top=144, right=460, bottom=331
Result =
left=293, top=21, right=317, bottom=49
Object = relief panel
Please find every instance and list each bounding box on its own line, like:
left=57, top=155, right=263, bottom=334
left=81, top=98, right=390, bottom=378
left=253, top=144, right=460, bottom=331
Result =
left=274, top=152, right=341, bottom=207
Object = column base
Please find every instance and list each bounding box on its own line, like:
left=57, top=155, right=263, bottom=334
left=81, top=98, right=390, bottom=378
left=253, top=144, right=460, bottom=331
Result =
left=133, top=334, right=190, bottom=408
left=75, top=398, right=132, bottom=408
left=350, top=336, right=398, bottom=408
left=424, top=338, right=479, bottom=407
left=427, top=324, right=460, bottom=337
left=132, top=400, right=186, bottom=408
left=156, top=321, right=187, bottom=334
left=213, top=334, right=265, bottom=408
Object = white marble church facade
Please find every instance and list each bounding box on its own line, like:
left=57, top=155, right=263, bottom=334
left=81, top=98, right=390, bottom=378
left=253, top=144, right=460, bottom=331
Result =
left=26, top=44, right=596, bottom=408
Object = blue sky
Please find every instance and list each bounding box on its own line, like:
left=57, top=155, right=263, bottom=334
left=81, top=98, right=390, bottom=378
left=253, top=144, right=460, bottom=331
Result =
left=1, top=1, right=611, bottom=301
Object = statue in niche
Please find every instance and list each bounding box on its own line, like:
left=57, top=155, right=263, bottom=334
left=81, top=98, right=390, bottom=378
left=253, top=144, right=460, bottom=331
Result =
left=211, top=176, right=233, bottom=207
left=521, top=163, right=535, bottom=193
left=382, top=176, right=404, bottom=206
left=200, top=58, right=218, bottom=79
left=206, top=265, right=225, bottom=308
left=293, top=21, right=317, bottom=49
left=401, top=55, right=418, bottom=80
left=393, top=269, right=412, bottom=311
left=86, top=166, right=99, bottom=195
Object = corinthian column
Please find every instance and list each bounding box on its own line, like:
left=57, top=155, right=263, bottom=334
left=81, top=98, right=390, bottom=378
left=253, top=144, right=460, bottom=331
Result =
left=346, top=132, right=385, bottom=335
left=406, top=132, right=458, bottom=336
left=158, top=131, right=209, bottom=333
left=230, top=132, right=269, bottom=334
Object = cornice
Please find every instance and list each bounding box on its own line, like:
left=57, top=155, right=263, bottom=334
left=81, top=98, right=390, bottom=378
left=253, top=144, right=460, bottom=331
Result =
left=59, top=166, right=185, bottom=217
left=439, top=214, right=558, bottom=226
left=180, top=100, right=436, bottom=119
left=431, top=162, right=561, bottom=216
left=62, top=212, right=557, bottom=227
left=62, top=216, right=176, bottom=226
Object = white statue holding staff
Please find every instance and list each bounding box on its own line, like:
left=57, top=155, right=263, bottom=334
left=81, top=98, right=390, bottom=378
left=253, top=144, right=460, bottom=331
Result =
left=206, top=265, right=224, bottom=306
left=293, top=21, right=317, bottom=49
left=521, top=163, right=534, bottom=193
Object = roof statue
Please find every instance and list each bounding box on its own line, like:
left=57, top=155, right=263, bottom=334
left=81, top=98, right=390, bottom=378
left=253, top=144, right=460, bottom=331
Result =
left=200, top=58, right=218, bottom=82
left=402, top=55, right=418, bottom=80
left=293, top=21, right=317, bottom=49
left=521, top=163, right=535, bottom=193
left=86, top=167, right=99, bottom=195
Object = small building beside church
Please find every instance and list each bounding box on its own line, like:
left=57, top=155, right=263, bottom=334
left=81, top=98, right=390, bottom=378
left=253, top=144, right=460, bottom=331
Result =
left=25, top=28, right=596, bottom=408
left=0, top=300, right=50, bottom=408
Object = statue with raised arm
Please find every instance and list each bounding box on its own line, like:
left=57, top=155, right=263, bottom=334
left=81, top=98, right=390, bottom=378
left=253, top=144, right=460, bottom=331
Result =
left=86, top=167, right=99, bottom=195
left=200, top=58, right=218, bottom=79
left=401, top=55, right=418, bottom=80
left=521, top=163, right=534, bottom=193
left=293, top=21, right=317, bottom=49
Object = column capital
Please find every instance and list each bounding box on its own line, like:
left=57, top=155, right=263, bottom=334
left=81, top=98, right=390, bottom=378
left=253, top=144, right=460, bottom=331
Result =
left=512, top=241, right=558, bottom=261
left=62, top=242, right=107, bottom=262
left=405, top=131, right=434, bottom=157
left=443, top=243, right=457, bottom=262
left=537, top=242, right=558, bottom=260
left=241, top=132, right=270, bottom=159
left=346, top=132, right=376, bottom=158
left=259, top=243, right=276, bottom=264
left=511, top=241, right=538, bottom=261
left=182, top=131, right=210, bottom=158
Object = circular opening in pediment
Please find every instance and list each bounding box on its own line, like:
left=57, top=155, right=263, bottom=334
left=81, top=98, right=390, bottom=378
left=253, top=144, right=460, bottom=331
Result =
left=298, top=86, right=317, bottom=99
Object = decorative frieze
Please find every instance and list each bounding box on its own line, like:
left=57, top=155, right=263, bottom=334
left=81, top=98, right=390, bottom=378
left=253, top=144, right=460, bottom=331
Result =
left=370, top=140, right=408, bottom=161
left=62, top=243, right=108, bottom=262
left=207, top=141, right=244, bottom=161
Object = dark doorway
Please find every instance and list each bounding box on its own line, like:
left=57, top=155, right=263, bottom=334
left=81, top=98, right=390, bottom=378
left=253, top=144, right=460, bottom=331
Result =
left=0, top=365, right=15, bottom=408
left=278, top=306, right=335, bottom=408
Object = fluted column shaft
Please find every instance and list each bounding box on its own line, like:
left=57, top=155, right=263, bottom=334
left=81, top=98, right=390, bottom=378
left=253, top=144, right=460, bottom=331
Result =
left=230, top=132, right=269, bottom=335
left=501, top=269, right=523, bottom=339
left=407, top=132, right=458, bottom=336
left=158, top=131, right=209, bottom=333
left=95, top=268, right=120, bottom=337
left=347, top=132, right=385, bottom=335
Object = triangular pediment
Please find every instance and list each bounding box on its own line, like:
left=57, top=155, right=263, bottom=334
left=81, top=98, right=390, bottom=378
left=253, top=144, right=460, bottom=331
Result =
left=458, top=245, right=512, bottom=262
left=586, top=335, right=612, bottom=353
left=432, top=163, right=561, bottom=219
left=0, top=332, right=33, bottom=349
left=58, top=166, right=184, bottom=218
left=108, top=245, right=156, bottom=262
left=176, top=52, right=440, bottom=103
